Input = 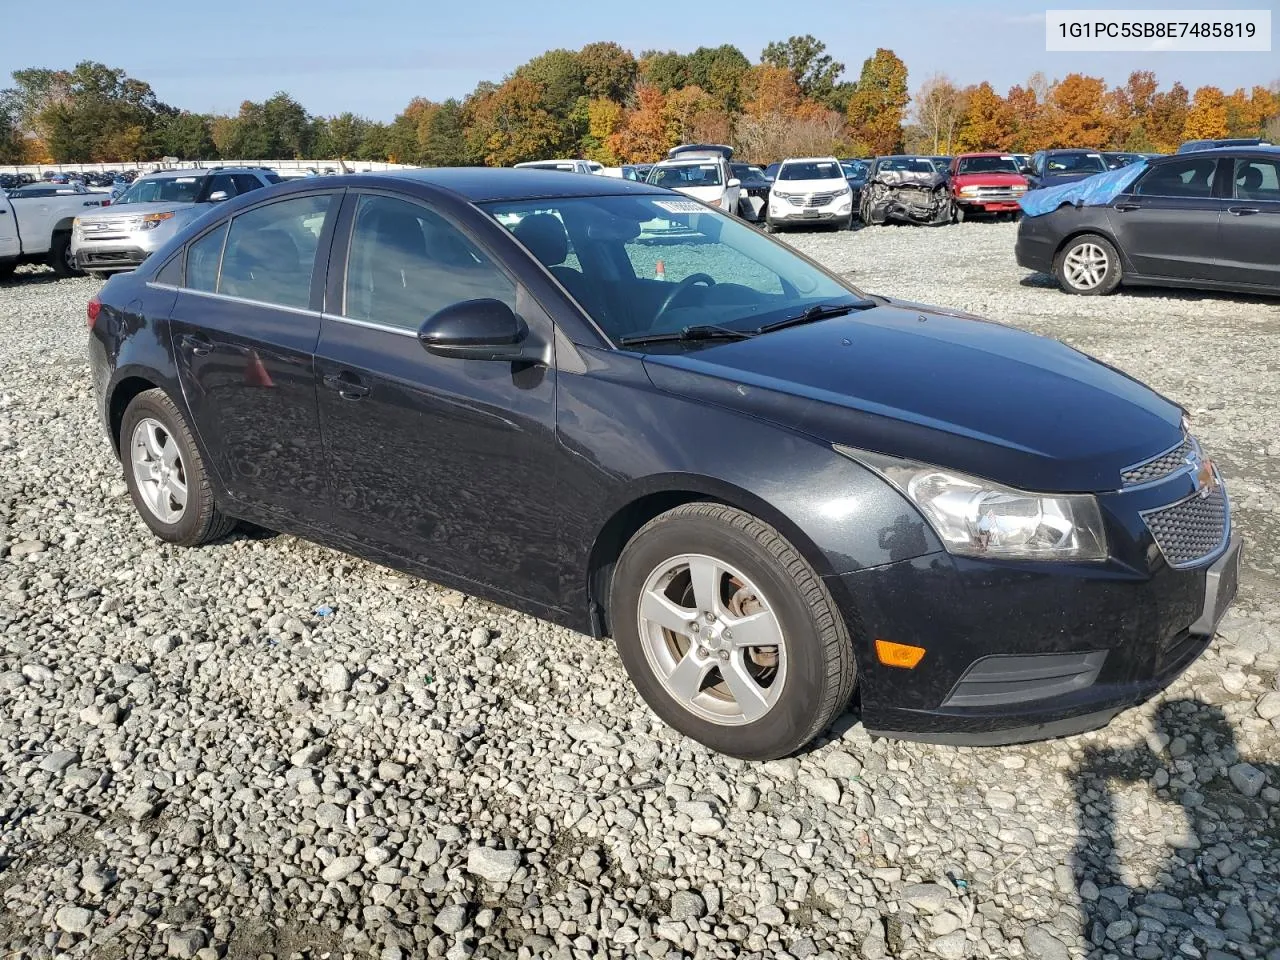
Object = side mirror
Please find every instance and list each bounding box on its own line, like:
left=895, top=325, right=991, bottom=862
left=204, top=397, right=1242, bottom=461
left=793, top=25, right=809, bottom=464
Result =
left=1020, top=166, right=1034, bottom=176
left=418, top=298, right=533, bottom=362
left=727, top=178, right=741, bottom=188
left=209, top=190, right=229, bottom=202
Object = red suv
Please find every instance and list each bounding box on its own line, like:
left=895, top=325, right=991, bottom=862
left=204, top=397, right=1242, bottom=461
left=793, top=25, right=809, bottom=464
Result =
left=949, top=153, right=1030, bottom=221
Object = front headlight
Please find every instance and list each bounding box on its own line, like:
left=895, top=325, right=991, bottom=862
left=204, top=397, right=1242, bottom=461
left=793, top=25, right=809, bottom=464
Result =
left=140, top=212, right=175, bottom=230
left=836, top=447, right=1108, bottom=561
left=772, top=191, right=793, bottom=200
left=1011, top=184, right=1028, bottom=193
left=959, top=185, right=981, bottom=195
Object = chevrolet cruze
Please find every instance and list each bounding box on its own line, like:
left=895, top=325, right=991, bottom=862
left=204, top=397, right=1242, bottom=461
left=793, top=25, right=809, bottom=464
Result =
left=87, top=170, right=1241, bottom=759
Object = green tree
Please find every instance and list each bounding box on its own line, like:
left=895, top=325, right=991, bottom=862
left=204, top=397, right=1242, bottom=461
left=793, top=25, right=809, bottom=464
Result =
left=846, top=48, right=909, bottom=155
left=325, top=112, right=368, bottom=158
left=761, top=35, right=845, bottom=106
left=639, top=51, right=688, bottom=93
left=160, top=112, right=216, bottom=159
left=685, top=45, right=751, bottom=111
left=578, top=42, right=637, bottom=102
left=420, top=99, right=469, bottom=166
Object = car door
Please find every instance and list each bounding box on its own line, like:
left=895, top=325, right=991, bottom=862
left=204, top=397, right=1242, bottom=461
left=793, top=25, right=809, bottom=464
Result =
left=1106, top=156, right=1228, bottom=280
left=314, top=190, right=561, bottom=605
left=1213, top=155, right=1280, bottom=289
left=0, top=196, right=18, bottom=260
left=168, top=190, right=340, bottom=522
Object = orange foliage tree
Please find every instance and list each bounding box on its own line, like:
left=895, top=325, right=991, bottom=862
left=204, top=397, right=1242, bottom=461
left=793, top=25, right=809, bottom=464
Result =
left=1183, top=86, right=1229, bottom=140
left=607, top=84, right=672, bottom=162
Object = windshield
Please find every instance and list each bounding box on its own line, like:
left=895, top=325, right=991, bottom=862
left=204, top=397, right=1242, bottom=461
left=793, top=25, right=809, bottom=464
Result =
left=647, top=163, right=723, bottom=188
left=778, top=161, right=842, bottom=181
left=956, top=155, right=1020, bottom=175
left=1047, top=153, right=1107, bottom=174
left=116, top=175, right=206, bottom=204
left=878, top=157, right=936, bottom=174
left=485, top=195, right=859, bottom=346
left=840, top=160, right=868, bottom=178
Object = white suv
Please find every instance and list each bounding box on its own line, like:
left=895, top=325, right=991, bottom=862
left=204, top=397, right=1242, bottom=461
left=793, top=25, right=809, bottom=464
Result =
left=513, top=160, right=602, bottom=175
left=644, top=152, right=741, bottom=214
left=766, top=157, right=854, bottom=232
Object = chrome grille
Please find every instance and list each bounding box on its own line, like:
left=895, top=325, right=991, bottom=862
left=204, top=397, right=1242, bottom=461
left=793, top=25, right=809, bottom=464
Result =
left=1142, top=485, right=1228, bottom=568
left=786, top=192, right=838, bottom=208
left=1121, top=437, right=1193, bottom=487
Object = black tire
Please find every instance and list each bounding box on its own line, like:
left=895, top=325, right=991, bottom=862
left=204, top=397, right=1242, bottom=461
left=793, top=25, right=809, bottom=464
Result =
left=1053, top=233, right=1122, bottom=296
left=120, top=389, right=237, bottom=546
left=610, top=502, right=856, bottom=760
left=764, top=216, right=779, bottom=234
left=0, top=261, right=15, bottom=281
left=48, top=232, right=82, bottom=278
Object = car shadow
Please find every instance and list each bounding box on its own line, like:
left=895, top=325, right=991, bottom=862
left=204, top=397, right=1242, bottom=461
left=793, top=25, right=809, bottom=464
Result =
left=1070, top=698, right=1277, bottom=959
left=1017, top=273, right=1280, bottom=305
left=0, top=268, right=68, bottom=288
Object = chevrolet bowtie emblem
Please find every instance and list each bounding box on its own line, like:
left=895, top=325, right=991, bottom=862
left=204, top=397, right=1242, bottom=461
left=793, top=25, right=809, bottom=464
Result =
left=1192, top=457, right=1219, bottom=499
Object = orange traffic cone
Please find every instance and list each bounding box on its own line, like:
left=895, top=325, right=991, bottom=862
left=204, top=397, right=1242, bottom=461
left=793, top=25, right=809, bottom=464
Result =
left=245, top=350, right=274, bottom=387
left=655, top=260, right=666, bottom=281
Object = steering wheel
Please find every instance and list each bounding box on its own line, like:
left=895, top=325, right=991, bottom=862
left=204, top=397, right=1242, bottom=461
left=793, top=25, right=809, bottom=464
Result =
left=653, top=273, right=716, bottom=327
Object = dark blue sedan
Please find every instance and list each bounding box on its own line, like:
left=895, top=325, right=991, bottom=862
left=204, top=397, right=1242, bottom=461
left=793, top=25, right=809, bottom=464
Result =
left=86, top=169, right=1240, bottom=759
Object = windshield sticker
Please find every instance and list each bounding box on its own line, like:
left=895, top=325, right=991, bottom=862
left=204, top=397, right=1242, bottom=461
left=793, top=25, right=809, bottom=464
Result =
left=654, top=199, right=707, bottom=213
left=175, top=177, right=198, bottom=182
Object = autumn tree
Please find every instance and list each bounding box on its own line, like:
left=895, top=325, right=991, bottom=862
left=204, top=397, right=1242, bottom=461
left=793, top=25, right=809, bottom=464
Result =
left=608, top=84, right=672, bottom=162
left=1048, top=74, right=1111, bottom=148
left=914, top=74, right=966, bottom=153
left=955, top=82, right=1015, bottom=151
left=465, top=76, right=564, bottom=166
left=1146, top=82, right=1189, bottom=152
left=580, top=97, right=623, bottom=163
left=846, top=48, right=909, bottom=155
left=684, top=45, right=751, bottom=112
left=1183, top=86, right=1229, bottom=140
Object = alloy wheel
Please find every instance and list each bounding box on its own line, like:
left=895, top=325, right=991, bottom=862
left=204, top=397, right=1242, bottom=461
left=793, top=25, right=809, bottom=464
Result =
left=636, top=553, right=787, bottom=725
left=1063, top=242, right=1109, bottom=289
left=130, top=417, right=188, bottom=524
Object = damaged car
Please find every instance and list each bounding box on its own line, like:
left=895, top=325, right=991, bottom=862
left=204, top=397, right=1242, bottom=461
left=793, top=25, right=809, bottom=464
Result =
left=859, top=155, right=953, bottom=225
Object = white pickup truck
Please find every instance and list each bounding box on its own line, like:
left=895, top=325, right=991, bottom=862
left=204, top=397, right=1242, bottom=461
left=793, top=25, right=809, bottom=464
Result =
left=0, top=183, right=112, bottom=279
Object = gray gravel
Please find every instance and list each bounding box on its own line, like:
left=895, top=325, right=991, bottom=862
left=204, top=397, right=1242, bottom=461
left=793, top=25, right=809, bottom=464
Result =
left=2, top=224, right=1279, bottom=960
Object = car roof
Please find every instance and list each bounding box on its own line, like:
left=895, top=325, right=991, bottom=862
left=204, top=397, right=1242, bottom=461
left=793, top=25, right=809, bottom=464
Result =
left=139, top=167, right=267, bottom=179
left=780, top=156, right=839, bottom=165
left=374, top=167, right=667, bottom=201
left=1041, top=148, right=1103, bottom=154
left=1154, top=145, right=1280, bottom=160
left=953, top=151, right=1017, bottom=158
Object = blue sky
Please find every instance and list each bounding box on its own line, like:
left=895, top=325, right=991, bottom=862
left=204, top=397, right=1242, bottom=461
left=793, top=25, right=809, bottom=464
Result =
left=3, top=0, right=1275, bottom=119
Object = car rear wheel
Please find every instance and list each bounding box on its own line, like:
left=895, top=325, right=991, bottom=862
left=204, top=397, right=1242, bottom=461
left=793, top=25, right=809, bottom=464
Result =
left=48, top=232, right=82, bottom=278
left=611, top=502, right=856, bottom=760
left=1055, top=234, right=1122, bottom=295
left=120, top=389, right=237, bottom=546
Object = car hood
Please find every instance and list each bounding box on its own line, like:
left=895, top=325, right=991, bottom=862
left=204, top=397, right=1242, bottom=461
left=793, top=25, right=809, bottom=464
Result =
left=772, top=178, right=848, bottom=194
left=673, top=185, right=727, bottom=204
left=78, top=200, right=202, bottom=220
left=951, top=172, right=1027, bottom=188
left=1037, top=171, right=1103, bottom=187
left=641, top=302, right=1182, bottom=493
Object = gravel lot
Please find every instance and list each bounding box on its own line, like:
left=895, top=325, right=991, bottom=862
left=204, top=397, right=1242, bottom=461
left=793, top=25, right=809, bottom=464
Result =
left=1, top=222, right=1278, bottom=960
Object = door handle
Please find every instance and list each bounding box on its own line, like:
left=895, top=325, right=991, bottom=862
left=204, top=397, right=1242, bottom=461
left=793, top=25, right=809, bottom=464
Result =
left=178, top=333, right=212, bottom=356
left=323, top=372, right=370, bottom=400
left=1228, top=206, right=1260, bottom=216
left=1113, top=202, right=1141, bottom=212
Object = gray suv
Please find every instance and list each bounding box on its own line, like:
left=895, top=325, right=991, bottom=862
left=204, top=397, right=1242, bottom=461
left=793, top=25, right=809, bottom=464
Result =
left=72, top=167, right=281, bottom=274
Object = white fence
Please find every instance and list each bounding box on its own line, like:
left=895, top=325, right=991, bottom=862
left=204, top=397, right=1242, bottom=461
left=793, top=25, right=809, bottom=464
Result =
left=0, top=158, right=420, bottom=176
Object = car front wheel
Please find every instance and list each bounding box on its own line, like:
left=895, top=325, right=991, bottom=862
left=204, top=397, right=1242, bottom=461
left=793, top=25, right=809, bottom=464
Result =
left=611, top=502, right=856, bottom=760
left=120, top=389, right=237, bottom=546
left=1055, top=234, right=1122, bottom=295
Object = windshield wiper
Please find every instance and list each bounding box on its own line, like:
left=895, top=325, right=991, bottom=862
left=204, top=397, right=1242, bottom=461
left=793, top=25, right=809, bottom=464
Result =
left=617, top=324, right=755, bottom=347
left=755, top=299, right=877, bottom=335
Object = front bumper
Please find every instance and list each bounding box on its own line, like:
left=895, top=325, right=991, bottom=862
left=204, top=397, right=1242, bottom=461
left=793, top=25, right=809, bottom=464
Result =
left=956, top=196, right=1023, bottom=213
left=769, top=203, right=852, bottom=224
left=73, top=226, right=168, bottom=273
left=829, top=531, right=1241, bottom=746
left=75, top=245, right=151, bottom=272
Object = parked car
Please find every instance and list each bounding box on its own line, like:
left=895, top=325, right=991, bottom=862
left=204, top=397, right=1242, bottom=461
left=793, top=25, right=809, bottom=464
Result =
left=765, top=157, right=854, bottom=231
left=859, top=155, right=951, bottom=225
left=88, top=168, right=1240, bottom=759
left=730, top=162, right=772, bottom=221
left=645, top=150, right=741, bottom=214
left=0, top=181, right=112, bottom=278
left=1025, top=150, right=1109, bottom=189
left=948, top=153, right=1030, bottom=221
left=1178, top=137, right=1272, bottom=153
left=72, top=166, right=281, bottom=275
left=839, top=158, right=869, bottom=210
left=928, top=156, right=953, bottom=179
left=513, top=159, right=601, bottom=175
left=1016, top=147, right=1279, bottom=296
left=764, top=162, right=780, bottom=181
left=1102, top=152, right=1145, bottom=170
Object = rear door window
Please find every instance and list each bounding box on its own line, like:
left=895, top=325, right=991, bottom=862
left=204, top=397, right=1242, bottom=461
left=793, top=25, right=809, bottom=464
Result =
left=233, top=174, right=266, bottom=196
left=185, top=223, right=228, bottom=292
left=1233, top=158, right=1280, bottom=201
left=1134, top=158, right=1219, bottom=198
left=217, top=194, right=334, bottom=308
left=205, top=174, right=239, bottom=200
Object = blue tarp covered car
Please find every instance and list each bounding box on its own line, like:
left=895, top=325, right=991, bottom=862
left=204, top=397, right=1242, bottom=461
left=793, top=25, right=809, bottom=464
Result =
left=1018, top=161, right=1148, bottom=218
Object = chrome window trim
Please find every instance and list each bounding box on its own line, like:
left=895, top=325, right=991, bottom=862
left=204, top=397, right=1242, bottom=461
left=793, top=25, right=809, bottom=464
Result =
left=163, top=284, right=322, bottom=317
left=320, top=312, right=417, bottom=338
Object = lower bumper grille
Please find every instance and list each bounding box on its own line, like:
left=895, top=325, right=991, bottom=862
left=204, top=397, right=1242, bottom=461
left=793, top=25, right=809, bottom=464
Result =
left=1142, top=486, right=1228, bottom=568
left=942, top=651, right=1107, bottom=707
